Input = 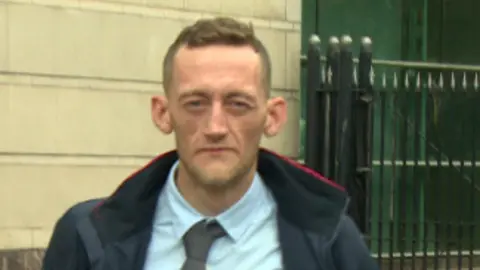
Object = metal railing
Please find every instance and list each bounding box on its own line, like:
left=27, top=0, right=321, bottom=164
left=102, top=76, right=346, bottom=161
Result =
left=303, top=34, right=480, bottom=270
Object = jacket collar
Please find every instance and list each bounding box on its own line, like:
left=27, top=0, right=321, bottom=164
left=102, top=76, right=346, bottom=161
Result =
left=93, top=149, right=348, bottom=246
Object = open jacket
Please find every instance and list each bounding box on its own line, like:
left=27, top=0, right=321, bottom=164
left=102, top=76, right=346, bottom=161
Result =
left=43, top=149, right=379, bottom=270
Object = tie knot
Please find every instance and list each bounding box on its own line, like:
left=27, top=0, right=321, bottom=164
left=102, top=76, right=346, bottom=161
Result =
left=182, top=220, right=226, bottom=263
left=204, top=220, right=227, bottom=238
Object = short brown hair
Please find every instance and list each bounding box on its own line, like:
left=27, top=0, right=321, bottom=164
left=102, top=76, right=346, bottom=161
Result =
left=162, top=17, right=271, bottom=96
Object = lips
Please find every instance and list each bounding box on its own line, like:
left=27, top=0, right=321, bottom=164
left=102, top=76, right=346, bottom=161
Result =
left=199, top=147, right=230, bottom=153
left=197, top=147, right=236, bottom=155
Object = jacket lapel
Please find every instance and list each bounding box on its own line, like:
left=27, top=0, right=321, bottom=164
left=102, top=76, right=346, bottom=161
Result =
left=277, top=213, right=327, bottom=270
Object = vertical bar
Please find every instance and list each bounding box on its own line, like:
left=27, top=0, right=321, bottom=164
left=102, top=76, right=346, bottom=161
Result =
left=357, top=36, right=374, bottom=244
left=422, top=74, right=431, bottom=270
left=445, top=74, right=455, bottom=270
left=318, top=40, right=337, bottom=178
left=412, top=73, right=422, bottom=270
left=389, top=80, right=399, bottom=270
left=433, top=83, right=442, bottom=270
left=319, top=82, right=332, bottom=177
left=335, top=35, right=354, bottom=187
left=468, top=89, right=476, bottom=270
left=457, top=88, right=466, bottom=270
left=305, top=34, right=322, bottom=172
left=418, top=0, right=428, bottom=256
left=398, top=71, right=409, bottom=270
left=377, top=88, right=387, bottom=267
left=327, top=37, right=341, bottom=179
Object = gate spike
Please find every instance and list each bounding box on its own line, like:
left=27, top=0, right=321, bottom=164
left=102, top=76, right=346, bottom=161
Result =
left=474, top=73, right=479, bottom=91
left=439, top=73, right=444, bottom=88
left=369, top=67, right=375, bottom=85
left=427, top=72, right=432, bottom=90
left=393, top=72, right=398, bottom=89
left=451, top=72, right=456, bottom=90
left=382, top=72, right=387, bottom=88
left=462, top=72, right=467, bottom=90
left=416, top=72, right=421, bottom=89
left=405, top=73, right=410, bottom=88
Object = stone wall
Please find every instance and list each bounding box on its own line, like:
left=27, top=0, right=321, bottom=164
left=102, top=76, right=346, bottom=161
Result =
left=0, top=249, right=44, bottom=270
left=0, top=0, right=301, bottom=267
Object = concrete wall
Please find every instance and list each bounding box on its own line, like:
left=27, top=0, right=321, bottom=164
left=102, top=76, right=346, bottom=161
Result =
left=0, top=0, right=302, bottom=254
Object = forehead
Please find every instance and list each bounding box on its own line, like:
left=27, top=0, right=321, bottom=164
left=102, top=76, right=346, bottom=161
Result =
left=171, top=45, right=263, bottom=96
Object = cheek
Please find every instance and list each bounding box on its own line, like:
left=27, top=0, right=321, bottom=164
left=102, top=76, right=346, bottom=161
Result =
left=232, top=117, right=265, bottom=147
left=172, top=116, right=201, bottom=145
left=180, top=119, right=200, bottom=136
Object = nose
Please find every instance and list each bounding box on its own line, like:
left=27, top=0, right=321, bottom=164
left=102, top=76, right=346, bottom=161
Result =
left=204, top=102, right=228, bottom=139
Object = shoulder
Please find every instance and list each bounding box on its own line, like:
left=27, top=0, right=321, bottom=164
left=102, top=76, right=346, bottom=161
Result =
left=67, top=198, right=104, bottom=220
left=53, top=198, right=103, bottom=238
left=330, top=215, right=379, bottom=270
left=42, top=199, right=103, bottom=270
left=53, top=198, right=103, bottom=235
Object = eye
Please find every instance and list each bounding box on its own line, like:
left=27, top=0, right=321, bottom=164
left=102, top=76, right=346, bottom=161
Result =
left=184, top=100, right=207, bottom=110
left=187, top=100, right=202, bottom=107
left=228, top=101, right=250, bottom=109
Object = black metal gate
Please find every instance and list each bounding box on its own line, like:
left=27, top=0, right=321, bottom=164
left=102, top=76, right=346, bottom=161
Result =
left=303, top=34, right=480, bottom=270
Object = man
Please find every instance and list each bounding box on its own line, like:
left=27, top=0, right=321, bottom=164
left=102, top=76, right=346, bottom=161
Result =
left=43, top=17, right=379, bottom=270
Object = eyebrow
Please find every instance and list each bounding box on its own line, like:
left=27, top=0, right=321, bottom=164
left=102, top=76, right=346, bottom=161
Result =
left=225, top=91, right=256, bottom=103
left=178, top=90, right=257, bottom=102
left=178, top=90, right=210, bottom=101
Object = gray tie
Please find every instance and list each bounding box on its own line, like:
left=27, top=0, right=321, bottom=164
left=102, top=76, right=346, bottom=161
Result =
left=181, top=220, right=226, bottom=270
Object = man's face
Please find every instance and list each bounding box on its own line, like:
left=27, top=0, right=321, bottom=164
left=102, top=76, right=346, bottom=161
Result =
left=152, top=44, right=286, bottom=188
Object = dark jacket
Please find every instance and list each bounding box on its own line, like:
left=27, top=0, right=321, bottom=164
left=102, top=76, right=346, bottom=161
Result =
left=43, top=149, right=379, bottom=270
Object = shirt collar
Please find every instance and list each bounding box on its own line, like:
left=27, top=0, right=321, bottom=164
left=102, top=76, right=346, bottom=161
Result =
left=156, top=160, right=274, bottom=242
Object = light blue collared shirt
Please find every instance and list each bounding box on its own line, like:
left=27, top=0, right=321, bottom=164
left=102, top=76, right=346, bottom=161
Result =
left=143, top=160, right=283, bottom=269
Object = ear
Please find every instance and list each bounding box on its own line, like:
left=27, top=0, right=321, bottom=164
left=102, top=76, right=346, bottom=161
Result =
left=151, top=95, right=173, bottom=134
left=264, top=96, right=287, bottom=137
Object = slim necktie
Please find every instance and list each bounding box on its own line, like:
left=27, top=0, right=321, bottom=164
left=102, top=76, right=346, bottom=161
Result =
left=181, top=220, right=226, bottom=270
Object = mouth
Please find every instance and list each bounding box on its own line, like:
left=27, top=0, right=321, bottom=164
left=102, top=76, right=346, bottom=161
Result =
left=198, top=147, right=232, bottom=154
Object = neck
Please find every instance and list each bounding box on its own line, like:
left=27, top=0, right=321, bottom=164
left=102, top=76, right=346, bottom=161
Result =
left=175, top=164, right=256, bottom=216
